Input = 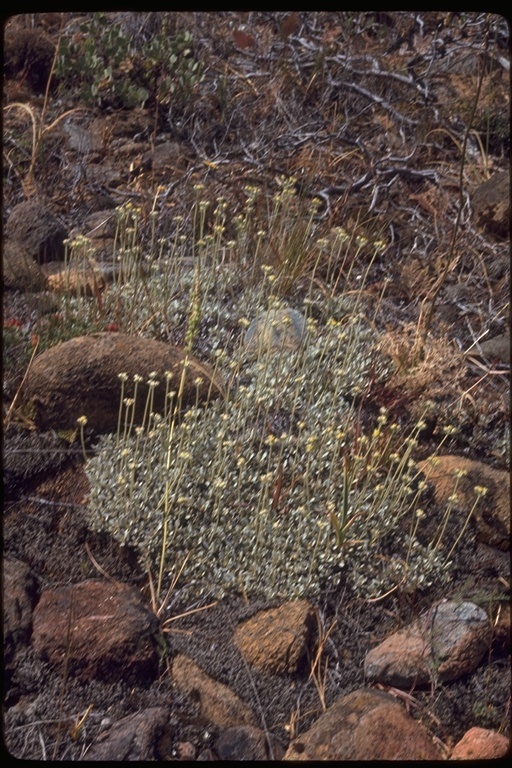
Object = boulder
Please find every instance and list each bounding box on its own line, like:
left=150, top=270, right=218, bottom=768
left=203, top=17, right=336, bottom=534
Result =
left=21, top=332, right=225, bottom=432
left=3, top=240, right=48, bottom=291
left=171, top=654, right=256, bottom=729
left=244, top=308, right=307, bottom=358
left=6, top=200, right=67, bottom=264
left=364, top=600, right=492, bottom=687
left=3, top=27, right=56, bottom=93
left=417, top=455, right=510, bottom=551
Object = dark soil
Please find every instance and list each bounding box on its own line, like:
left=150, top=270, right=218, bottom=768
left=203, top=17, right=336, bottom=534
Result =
left=3, top=457, right=510, bottom=759
left=2, top=11, right=510, bottom=760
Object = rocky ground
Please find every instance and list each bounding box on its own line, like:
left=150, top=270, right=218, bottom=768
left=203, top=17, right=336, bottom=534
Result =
left=2, top=12, right=511, bottom=760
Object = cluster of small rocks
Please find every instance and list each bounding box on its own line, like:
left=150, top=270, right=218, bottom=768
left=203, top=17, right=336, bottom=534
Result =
left=5, top=558, right=509, bottom=760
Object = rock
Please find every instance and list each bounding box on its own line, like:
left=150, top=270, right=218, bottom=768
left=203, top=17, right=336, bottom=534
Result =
left=62, top=120, right=103, bottom=155
left=42, top=259, right=108, bottom=296
left=32, top=579, right=159, bottom=683
left=82, top=210, right=118, bottom=240
left=450, top=726, right=509, bottom=760
left=174, top=741, right=197, bottom=760
left=2, top=426, right=74, bottom=499
left=20, top=332, right=225, bottom=432
left=82, top=707, right=171, bottom=761
left=3, top=27, right=56, bottom=93
left=492, top=600, right=510, bottom=655
left=244, top=308, right=307, bottom=358
left=5, top=201, right=67, bottom=264
left=472, top=171, right=510, bottom=240
left=3, top=240, right=48, bottom=291
left=171, top=654, right=256, bottom=729
left=75, top=209, right=118, bottom=262
left=417, top=455, right=510, bottom=551
left=233, top=600, right=316, bottom=674
left=472, top=542, right=510, bottom=595
left=283, top=688, right=443, bottom=760
left=364, top=600, right=492, bottom=687
left=469, top=331, right=510, bottom=366
left=215, top=724, right=285, bottom=761
left=141, top=141, right=189, bottom=172
left=101, top=109, right=154, bottom=140
left=3, top=557, right=39, bottom=672
left=197, top=748, right=215, bottom=760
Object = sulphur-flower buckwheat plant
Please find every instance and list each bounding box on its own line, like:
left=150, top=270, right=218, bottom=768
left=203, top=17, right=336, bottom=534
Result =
left=86, top=285, right=452, bottom=602
left=83, top=190, right=476, bottom=604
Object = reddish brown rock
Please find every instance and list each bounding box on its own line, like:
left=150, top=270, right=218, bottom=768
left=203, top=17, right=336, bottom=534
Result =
left=450, top=726, right=510, bottom=760
left=417, top=455, right=510, bottom=551
left=174, top=741, right=197, bottom=760
left=364, top=600, right=492, bottom=687
left=32, top=579, right=159, bottom=683
left=171, top=654, right=256, bottom=729
left=82, top=707, right=171, bottom=761
left=21, top=332, right=225, bottom=432
left=284, top=688, right=443, bottom=761
left=233, top=600, right=316, bottom=674
left=42, top=259, right=108, bottom=297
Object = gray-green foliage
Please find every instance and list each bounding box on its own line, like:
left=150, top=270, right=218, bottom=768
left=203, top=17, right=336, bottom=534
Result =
left=57, top=13, right=203, bottom=108
left=85, top=280, right=449, bottom=601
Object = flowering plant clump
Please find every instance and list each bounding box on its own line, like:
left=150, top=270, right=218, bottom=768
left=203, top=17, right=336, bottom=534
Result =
left=85, top=280, right=451, bottom=601
left=82, top=189, right=470, bottom=603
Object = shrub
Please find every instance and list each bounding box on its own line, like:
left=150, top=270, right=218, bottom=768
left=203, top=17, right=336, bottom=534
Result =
left=56, top=13, right=203, bottom=108
left=81, top=190, right=468, bottom=604
left=85, top=275, right=449, bottom=602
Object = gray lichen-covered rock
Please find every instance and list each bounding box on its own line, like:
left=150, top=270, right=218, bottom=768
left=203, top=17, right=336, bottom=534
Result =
left=364, top=600, right=492, bottom=687
left=3, top=558, right=39, bottom=673
left=82, top=707, right=171, bottom=761
left=215, top=725, right=285, bottom=761
left=21, top=332, right=225, bottom=432
left=244, top=307, right=307, bottom=358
